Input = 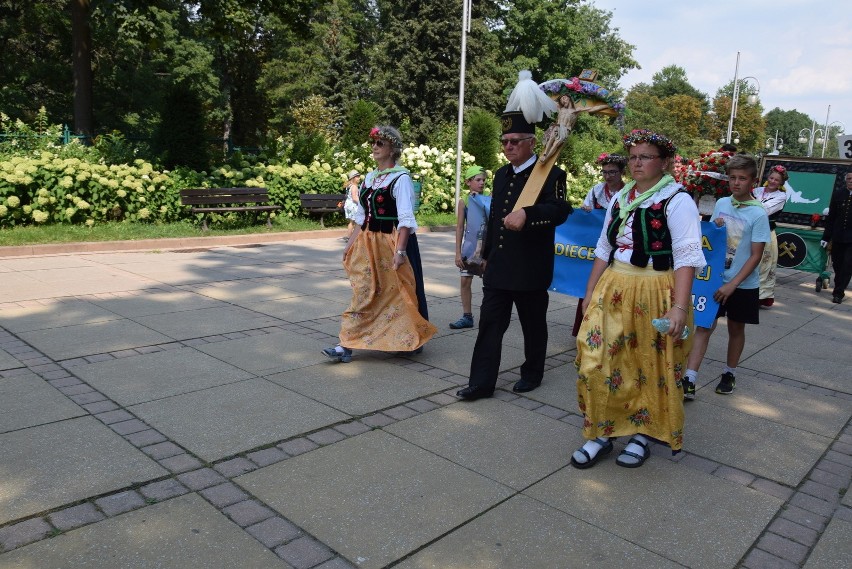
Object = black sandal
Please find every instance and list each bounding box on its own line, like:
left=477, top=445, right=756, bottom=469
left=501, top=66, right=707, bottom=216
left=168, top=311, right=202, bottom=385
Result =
left=570, top=438, right=613, bottom=470
left=616, top=436, right=649, bottom=468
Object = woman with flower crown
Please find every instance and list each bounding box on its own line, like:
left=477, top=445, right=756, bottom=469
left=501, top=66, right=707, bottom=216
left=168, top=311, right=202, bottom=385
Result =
left=571, top=129, right=706, bottom=469
left=753, top=165, right=788, bottom=308
left=322, top=126, right=436, bottom=363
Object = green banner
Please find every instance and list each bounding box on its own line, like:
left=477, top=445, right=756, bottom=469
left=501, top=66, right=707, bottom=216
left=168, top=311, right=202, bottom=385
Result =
left=775, top=226, right=830, bottom=274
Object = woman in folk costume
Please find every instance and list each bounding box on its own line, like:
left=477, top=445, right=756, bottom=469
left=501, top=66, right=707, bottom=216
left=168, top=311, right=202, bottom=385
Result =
left=322, top=126, right=436, bottom=363
left=572, top=130, right=706, bottom=469
left=753, top=165, right=788, bottom=308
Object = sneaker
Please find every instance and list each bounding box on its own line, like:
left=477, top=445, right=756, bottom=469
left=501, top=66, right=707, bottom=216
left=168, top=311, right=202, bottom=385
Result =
left=449, top=315, right=474, bottom=329
left=759, top=298, right=773, bottom=309
left=683, top=378, right=696, bottom=401
left=715, top=372, right=735, bottom=394
left=322, top=346, right=353, bottom=363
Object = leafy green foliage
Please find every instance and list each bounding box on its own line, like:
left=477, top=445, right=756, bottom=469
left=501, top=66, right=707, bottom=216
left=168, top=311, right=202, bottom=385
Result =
left=153, top=82, right=210, bottom=171
left=463, top=109, right=501, bottom=172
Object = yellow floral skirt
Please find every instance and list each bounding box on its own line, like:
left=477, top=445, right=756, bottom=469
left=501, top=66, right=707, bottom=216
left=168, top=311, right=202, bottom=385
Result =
left=574, top=261, right=692, bottom=451
left=339, top=229, right=437, bottom=351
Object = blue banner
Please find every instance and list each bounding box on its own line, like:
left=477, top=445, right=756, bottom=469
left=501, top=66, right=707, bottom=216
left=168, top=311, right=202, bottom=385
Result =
left=549, top=211, right=725, bottom=329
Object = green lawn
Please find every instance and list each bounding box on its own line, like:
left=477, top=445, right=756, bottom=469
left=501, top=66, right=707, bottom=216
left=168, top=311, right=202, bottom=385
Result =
left=0, top=213, right=457, bottom=247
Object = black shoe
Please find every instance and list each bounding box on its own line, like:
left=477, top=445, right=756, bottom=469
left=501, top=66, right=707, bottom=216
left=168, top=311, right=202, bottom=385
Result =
left=512, top=379, right=542, bottom=393
left=397, top=346, right=424, bottom=356
left=715, top=372, right=736, bottom=394
left=832, top=295, right=843, bottom=304
left=456, top=386, right=492, bottom=401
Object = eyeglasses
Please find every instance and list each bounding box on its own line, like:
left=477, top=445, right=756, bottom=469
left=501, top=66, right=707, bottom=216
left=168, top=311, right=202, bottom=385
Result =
left=627, top=154, right=660, bottom=164
left=499, top=136, right=533, bottom=147
left=370, top=139, right=385, bottom=147
left=601, top=170, right=621, bottom=176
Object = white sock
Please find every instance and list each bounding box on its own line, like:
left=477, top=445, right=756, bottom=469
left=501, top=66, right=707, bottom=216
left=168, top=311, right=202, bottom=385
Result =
left=685, top=369, right=697, bottom=383
left=619, top=434, right=649, bottom=465
left=572, top=437, right=610, bottom=464
left=724, top=366, right=736, bottom=375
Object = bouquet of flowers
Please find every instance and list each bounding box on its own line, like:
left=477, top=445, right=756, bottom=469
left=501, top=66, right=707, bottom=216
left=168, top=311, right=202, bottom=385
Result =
left=682, top=150, right=736, bottom=198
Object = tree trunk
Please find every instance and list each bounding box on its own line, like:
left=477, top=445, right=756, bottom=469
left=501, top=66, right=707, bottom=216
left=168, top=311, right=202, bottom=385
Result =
left=71, top=0, right=94, bottom=138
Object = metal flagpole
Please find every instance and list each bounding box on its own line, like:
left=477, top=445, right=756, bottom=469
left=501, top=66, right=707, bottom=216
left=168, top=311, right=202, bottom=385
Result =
left=725, top=51, right=740, bottom=145
left=454, top=0, right=472, bottom=212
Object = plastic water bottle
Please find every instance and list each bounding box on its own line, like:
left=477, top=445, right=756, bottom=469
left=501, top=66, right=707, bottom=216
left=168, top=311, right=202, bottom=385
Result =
left=652, top=318, right=689, bottom=339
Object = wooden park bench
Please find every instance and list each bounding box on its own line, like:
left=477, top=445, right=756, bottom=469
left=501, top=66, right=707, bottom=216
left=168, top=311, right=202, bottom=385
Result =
left=180, top=187, right=281, bottom=231
left=299, top=193, right=346, bottom=227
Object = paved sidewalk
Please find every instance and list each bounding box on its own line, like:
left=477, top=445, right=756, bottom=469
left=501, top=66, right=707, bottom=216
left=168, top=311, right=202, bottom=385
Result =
left=0, top=232, right=850, bottom=569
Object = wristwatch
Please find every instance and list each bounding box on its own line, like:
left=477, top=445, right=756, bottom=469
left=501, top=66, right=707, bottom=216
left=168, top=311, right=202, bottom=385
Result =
left=396, top=250, right=407, bottom=257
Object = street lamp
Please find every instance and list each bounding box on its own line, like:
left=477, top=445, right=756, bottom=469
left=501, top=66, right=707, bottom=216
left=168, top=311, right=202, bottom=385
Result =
left=720, top=131, right=740, bottom=145
left=765, top=130, right=783, bottom=155
left=798, top=122, right=825, bottom=157
left=724, top=51, right=760, bottom=145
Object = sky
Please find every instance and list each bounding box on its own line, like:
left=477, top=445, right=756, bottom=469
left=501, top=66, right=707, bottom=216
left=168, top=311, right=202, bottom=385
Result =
left=591, top=0, right=852, bottom=151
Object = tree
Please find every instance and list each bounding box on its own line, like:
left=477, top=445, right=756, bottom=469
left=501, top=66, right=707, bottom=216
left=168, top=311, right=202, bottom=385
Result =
left=463, top=108, right=500, bottom=172
left=153, top=81, right=210, bottom=171
left=71, top=0, right=94, bottom=137
left=711, top=80, right=765, bottom=153
left=498, top=0, right=638, bottom=86
left=341, top=99, right=381, bottom=161
left=763, top=107, right=813, bottom=156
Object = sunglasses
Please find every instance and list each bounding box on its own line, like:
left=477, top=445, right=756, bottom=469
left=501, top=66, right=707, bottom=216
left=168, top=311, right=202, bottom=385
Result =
left=499, top=136, right=533, bottom=147
left=370, top=139, right=385, bottom=147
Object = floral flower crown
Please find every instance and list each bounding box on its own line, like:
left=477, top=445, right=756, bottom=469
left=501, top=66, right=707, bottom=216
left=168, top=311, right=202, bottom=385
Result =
left=369, top=126, right=403, bottom=152
left=596, top=153, right=626, bottom=168
left=769, top=164, right=789, bottom=182
left=622, top=129, right=677, bottom=155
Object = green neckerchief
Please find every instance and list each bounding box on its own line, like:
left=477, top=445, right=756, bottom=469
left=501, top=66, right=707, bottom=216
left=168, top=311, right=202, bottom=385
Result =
left=616, top=174, right=675, bottom=233
left=372, top=165, right=407, bottom=176
left=731, top=196, right=762, bottom=208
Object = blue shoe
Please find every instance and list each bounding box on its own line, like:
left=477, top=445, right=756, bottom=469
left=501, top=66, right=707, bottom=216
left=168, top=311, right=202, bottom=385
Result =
left=322, top=346, right=353, bottom=363
left=449, top=315, right=474, bottom=329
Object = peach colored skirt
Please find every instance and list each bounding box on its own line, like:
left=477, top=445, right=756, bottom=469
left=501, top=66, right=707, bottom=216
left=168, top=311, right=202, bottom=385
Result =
left=339, top=229, right=436, bottom=351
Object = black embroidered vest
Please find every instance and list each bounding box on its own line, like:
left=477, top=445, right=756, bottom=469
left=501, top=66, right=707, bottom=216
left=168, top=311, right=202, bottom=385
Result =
left=360, top=173, right=405, bottom=234
left=606, top=190, right=686, bottom=270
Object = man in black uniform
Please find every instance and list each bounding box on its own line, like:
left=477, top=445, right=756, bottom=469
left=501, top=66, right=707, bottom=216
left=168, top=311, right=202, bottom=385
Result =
left=822, top=170, right=852, bottom=303
left=457, top=111, right=572, bottom=400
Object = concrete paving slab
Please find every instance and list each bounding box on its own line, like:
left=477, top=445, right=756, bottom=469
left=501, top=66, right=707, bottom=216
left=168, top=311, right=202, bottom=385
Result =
left=132, top=306, right=282, bottom=341
left=0, top=416, right=166, bottom=525
left=89, top=289, right=226, bottom=317
left=525, top=458, right=782, bottom=569
left=412, top=331, right=526, bottom=376
left=0, top=347, right=22, bottom=371
left=685, top=401, right=831, bottom=486
left=802, top=517, right=852, bottom=569
left=386, top=399, right=575, bottom=490
left=267, top=360, right=454, bottom=415
left=521, top=362, right=578, bottom=412
left=262, top=275, right=354, bottom=299
left=183, top=279, right=307, bottom=304
left=23, top=267, right=161, bottom=297
left=195, top=330, right=329, bottom=375
left=240, top=295, right=349, bottom=323
left=0, top=255, right=96, bottom=271
left=73, top=348, right=254, bottom=406
left=237, top=430, right=513, bottom=569
left=129, top=378, right=348, bottom=462
left=695, top=376, right=850, bottom=438
left=396, top=494, right=683, bottom=569
left=0, top=372, right=85, bottom=433
left=741, top=338, right=852, bottom=394
left=0, top=299, right=121, bottom=333
left=0, top=494, right=288, bottom=568
left=18, top=319, right=173, bottom=360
